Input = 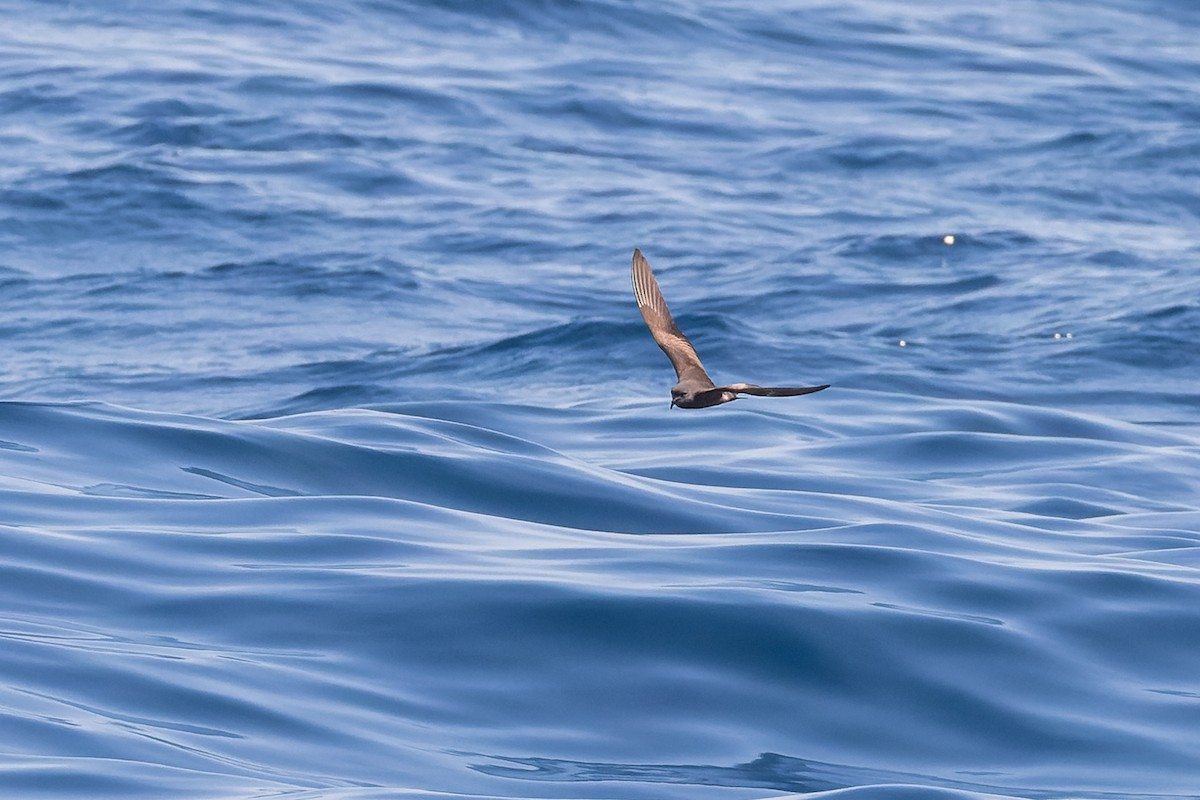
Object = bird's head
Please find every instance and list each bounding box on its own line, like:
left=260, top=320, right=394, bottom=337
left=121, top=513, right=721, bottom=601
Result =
left=670, top=387, right=689, bottom=409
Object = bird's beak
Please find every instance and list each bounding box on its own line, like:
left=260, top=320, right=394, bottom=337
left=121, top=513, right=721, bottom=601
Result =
left=669, top=399, right=677, bottom=409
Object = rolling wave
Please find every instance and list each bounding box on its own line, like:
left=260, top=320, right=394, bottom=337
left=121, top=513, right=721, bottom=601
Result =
left=2, top=399, right=1198, bottom=798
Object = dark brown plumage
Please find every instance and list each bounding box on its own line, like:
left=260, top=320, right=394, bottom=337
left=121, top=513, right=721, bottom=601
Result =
left=631, top=248, right=829, bottom=409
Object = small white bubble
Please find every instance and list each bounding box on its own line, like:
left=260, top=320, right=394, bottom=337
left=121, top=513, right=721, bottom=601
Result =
left=1065, top=332, right=1073, bottom=339
left=1053, top=332, right=1062, bottom=339
left=943, top=234, right=955, bottom=246
left=898, top=339, right=907, bottom=347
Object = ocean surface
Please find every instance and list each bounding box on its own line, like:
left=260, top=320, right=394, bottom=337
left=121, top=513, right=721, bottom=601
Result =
left=2, top=1, right=1199, bottom=798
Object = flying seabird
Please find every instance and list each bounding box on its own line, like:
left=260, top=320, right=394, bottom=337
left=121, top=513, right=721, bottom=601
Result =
left=631, top=248, right=829, bottom=409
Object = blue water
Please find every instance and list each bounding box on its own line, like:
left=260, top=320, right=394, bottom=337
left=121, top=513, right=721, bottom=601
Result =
left=2, top=1, right=1199, bottom=798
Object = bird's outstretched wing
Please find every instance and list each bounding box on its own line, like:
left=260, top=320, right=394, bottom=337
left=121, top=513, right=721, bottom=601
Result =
left=631, top=249, right=714, bottom=387
left=721, top=383, right=830, bottom=397
left=691, top=383, right=829, bottom=406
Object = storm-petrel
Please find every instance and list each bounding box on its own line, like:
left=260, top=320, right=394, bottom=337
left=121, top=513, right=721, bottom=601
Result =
left=632, top=248, right=829, bottom=409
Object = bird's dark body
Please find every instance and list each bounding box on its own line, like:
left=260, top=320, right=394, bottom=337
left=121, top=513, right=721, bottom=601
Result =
left=671, top=385, right=736, bottom=409
left=631, top=248, right=828, bottom=409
